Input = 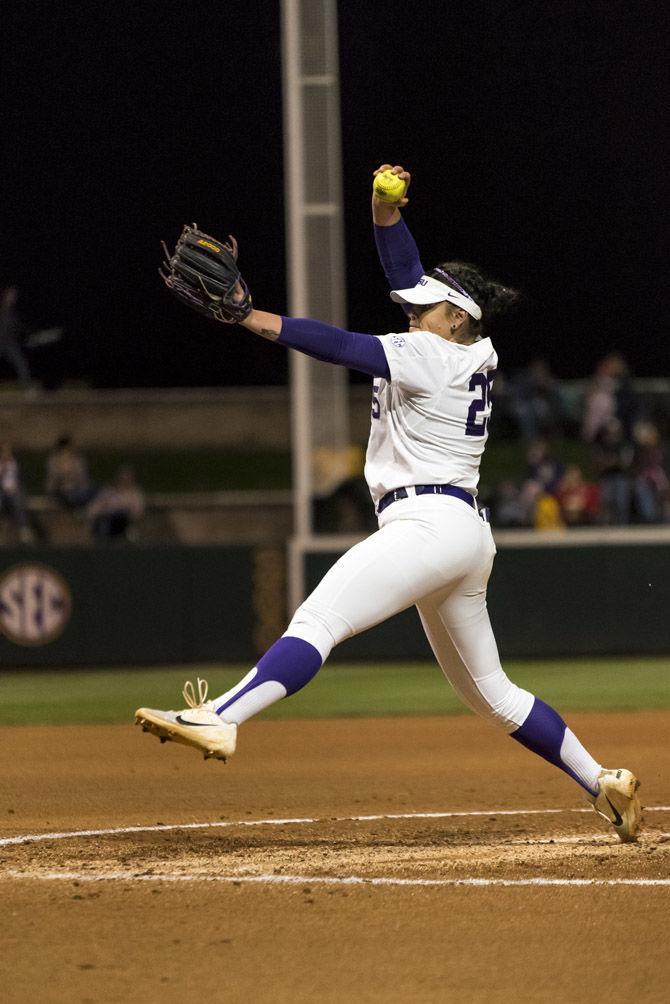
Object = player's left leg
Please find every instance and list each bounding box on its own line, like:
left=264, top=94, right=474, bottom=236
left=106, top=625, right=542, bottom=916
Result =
left=136, top=502, right=482, bottom=760
left=136, top=637, right=324, bottom=761
left=205, top=510, right=483, bottom=723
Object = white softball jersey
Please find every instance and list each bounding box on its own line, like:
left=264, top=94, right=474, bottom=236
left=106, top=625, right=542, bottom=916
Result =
left=365, top=329, right=498, bottom=505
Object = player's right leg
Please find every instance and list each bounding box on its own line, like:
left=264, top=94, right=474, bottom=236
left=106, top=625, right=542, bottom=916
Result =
left=415, top=530, right=641, bottom=842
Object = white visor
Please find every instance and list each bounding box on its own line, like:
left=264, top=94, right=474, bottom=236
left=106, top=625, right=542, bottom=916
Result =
left=390, top=274, right=482, bottom=321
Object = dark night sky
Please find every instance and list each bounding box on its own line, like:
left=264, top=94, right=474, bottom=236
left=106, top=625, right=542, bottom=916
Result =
left=1, top=1, right=667, bottom=388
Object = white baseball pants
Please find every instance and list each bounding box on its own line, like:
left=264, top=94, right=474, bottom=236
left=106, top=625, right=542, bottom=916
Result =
left=285, top=493, right=535, bottom=731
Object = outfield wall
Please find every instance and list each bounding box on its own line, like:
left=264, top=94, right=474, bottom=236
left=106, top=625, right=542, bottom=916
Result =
left=0, top=532, right=668, bottom=666
left=305, top=529, right=670, bottom=661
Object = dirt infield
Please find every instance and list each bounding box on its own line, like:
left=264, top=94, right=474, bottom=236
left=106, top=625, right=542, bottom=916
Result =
left=1, top=712, right=669, bottom=1002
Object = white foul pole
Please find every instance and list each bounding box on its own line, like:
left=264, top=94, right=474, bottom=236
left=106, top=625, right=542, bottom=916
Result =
left=281, top=0, right=348, bottom=613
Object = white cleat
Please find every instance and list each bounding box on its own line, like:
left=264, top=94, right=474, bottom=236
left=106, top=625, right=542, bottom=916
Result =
left=135, top=678, right=237, bottom=763
left=589, top=768, right=642, bottom=843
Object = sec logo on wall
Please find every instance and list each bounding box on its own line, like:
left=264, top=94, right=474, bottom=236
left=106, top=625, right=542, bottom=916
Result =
left=0, top=564, right=72, bottom=646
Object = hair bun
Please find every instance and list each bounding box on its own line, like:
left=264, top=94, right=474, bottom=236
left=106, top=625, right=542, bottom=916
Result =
left=431, top=262, right=520, bottom=327
left=483, top=280, right=520, bottom=318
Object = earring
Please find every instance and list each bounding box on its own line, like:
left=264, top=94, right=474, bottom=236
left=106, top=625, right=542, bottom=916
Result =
left=450, top=325, right=456, bottom=332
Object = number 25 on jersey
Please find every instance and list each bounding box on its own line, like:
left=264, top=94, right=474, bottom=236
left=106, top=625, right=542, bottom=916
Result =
left=465, top=369, right=496, bottom=437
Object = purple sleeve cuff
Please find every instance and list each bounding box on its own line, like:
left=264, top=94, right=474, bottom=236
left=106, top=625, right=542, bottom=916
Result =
left=278, top=317, right=391, bottom=379
left=374, top=217, right=425, bottom=291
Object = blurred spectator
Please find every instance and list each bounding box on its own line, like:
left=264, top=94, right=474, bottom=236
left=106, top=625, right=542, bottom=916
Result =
left=581, top=353, right=640, bottom=443
left=87, top=466, right=145, bottom=542
left=0, top=442, right=33, bottom=543
left=312, top=445, right=376, bottom=532
left=533, top=491, right=565, bottom=530
left=525, top=438, right=565, bottom=495
left=631, top=421, right=669, bottom=523
left=46, top=435, right=96, bottom=509
left=504, top=359, right=568, bottom=440
left=555, top=465, right=600, bottom=526
left=493, top=479, right=529, bottom=527
left=591, top=419, right=634, bottom=524
left=0, top=287, right=31, bottom=387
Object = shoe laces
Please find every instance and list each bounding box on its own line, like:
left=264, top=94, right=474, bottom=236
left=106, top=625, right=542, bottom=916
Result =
left=183, top=677, right=210, bottom=710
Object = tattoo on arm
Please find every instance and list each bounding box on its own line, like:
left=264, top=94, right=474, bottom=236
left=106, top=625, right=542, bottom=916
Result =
left=257, top=327, right=280, bottom=342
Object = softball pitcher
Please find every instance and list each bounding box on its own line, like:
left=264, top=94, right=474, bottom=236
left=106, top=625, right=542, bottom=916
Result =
left=138, top=164, right=641, bottom=842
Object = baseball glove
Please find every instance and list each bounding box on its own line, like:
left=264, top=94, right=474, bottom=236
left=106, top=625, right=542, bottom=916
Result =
left=160, top=224, right=253, bottom=324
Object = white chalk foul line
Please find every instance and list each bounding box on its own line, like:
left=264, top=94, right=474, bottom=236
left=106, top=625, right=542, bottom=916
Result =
left=1, top=806, right=668, bottom=848
left=3, top=870, right=670, bottom=888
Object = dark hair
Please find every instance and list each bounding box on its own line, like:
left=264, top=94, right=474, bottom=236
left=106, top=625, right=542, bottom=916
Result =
left=429, top=261, right=519, bottom=335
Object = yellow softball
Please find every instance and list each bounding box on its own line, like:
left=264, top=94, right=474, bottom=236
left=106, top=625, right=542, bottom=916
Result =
left=373, top=170, right=407, bottom=204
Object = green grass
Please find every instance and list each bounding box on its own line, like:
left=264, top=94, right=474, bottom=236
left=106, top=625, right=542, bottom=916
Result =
left=1, top=657, right=668, bottom=726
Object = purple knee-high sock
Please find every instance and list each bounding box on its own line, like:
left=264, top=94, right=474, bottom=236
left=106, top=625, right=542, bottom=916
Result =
left=213, top=636, right=322, bottom=723
left=511, top=697, right=601, bottom=795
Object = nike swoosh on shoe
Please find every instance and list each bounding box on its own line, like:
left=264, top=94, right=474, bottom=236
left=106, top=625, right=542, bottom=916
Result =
left=605, top=796, right=624, bottom=828
left=175, top=714, right=220, bottom=727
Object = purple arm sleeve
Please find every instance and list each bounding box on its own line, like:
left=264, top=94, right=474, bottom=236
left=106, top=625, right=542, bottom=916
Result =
left=278, top=317, right=391, bottom=379
left=374, top=218, right=425, bottom=291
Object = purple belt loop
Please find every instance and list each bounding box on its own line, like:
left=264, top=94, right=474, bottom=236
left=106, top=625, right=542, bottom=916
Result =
left=377, top=484, right=475, bottom=515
